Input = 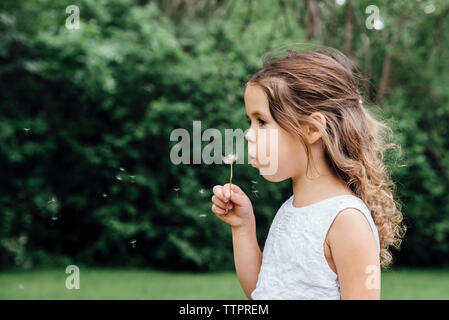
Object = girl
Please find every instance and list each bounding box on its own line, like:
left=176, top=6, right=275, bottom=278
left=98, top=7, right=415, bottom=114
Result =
left=211, top=48, right=406, bottom=300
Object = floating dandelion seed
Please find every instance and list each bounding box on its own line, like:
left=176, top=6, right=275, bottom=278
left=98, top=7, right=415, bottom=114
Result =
left=373, top=18, right=384, bottom=30
left=252, top=189, right=259, bottom=197
left=51, top=215, right=58, bottom=226
left=116, top=175, right=122, bottom=181
left=251, top=180, right=258, bottom=184
left=102, top=193, right=108, bottom=198
left=173, top=187, right=180, bottom=197
left=130, top=239, right=137, bottom=248
left=199, top=214, right=207, bottom=218
left=223, top=154, right=237, bottom=196
left=129, top=175, right=135, bottom=183
left=143, top=83, right=155, bottom=93
left=199, top=189, right=205, bottom=195
left=424, top=4, right=435, bottom=14
left=24, top=128, right=31, bottom=134
left=47, top=196, right=59, bottom=215
left=120, top=167, right=125, bottom=172
left=18, top=284, right=24, bottom=289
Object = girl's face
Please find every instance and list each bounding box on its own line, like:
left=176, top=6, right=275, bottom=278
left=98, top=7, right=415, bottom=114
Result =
left=244, top=83, right=307, bottom=182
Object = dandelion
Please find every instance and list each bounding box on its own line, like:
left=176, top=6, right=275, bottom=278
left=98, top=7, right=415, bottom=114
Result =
left=223, top=154, right=237, bottom=196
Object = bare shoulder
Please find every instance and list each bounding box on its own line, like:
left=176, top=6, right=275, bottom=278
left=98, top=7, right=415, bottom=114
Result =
left=327, top=208, right=377, bottom=252
left=327, top=208, right=381, bottom=299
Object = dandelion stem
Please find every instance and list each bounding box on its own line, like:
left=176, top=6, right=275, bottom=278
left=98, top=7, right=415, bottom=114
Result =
left=229, top=162, right=233, bottom=195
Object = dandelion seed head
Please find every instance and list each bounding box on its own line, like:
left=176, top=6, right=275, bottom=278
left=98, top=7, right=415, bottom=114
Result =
left=223, top=153, right=237, bottom=165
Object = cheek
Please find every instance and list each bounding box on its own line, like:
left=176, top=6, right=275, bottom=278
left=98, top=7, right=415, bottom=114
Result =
left=278, top=134, right=307, bottom=170
left=255, top=129, right=269, bottom=156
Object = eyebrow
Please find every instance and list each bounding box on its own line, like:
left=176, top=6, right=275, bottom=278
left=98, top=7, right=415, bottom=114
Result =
left=246, top=111, right=268, bottom=119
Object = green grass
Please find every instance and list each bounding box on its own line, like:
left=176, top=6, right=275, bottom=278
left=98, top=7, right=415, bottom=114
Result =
left=0, top=267, right=448, bottom=299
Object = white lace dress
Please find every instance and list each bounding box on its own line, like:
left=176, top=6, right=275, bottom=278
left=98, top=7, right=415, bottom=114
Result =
left=251, top=194, right=380, bottom=300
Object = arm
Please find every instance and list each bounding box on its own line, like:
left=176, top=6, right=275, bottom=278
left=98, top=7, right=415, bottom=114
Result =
left=211, top=183, right=262, bottom=299
left=327, top=208, right=381, bottom=300
left=232, top=223, right=263, bottom=300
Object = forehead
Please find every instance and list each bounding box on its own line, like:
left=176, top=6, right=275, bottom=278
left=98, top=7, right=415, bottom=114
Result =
left=244, top=83, right=270, bottom=114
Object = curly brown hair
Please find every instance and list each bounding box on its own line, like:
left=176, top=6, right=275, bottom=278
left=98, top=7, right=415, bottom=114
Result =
left=245, top=47, right=406, bottom=268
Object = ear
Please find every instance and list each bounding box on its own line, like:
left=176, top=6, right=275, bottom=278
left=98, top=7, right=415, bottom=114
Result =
left=306, top=112, right=326, bottom=144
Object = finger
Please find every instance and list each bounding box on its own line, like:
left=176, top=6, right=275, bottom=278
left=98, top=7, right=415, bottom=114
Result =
left=211, top=195, right=228, bottom=210
left=222, top=185, right=230, bottom=202
left=230, top=183, right=242, bottom=194
left=213, top=185, right=227, bottom=202
left=211, top=204, right=227, bottom=215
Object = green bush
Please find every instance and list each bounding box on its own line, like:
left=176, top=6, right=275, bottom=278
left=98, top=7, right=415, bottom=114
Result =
left=1, top=0, right=448, bottom=270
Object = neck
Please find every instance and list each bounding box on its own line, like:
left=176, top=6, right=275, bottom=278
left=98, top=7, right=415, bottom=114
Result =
left=291, top=163, right=353, bottom=208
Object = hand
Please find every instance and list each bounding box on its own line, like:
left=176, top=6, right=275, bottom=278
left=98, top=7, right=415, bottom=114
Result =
left=211, top=183, right=255, bottom=229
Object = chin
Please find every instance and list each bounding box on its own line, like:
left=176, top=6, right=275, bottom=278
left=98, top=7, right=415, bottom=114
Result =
left=259, top=170, right=289, bottom=182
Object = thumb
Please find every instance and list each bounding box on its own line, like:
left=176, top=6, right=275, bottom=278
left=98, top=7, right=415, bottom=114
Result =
left=223, top=183, right=248, bottom=207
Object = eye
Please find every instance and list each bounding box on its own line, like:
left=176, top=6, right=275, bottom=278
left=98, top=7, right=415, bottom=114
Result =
left=257, top=118, right=266, bottom=126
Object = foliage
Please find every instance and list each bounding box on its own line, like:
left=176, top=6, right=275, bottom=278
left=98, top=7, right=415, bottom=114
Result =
left=0, top=0, right=448, bottom=270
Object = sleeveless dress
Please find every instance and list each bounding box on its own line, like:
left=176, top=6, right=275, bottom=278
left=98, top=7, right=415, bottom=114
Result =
left=251, top=194, right=380, bottom=300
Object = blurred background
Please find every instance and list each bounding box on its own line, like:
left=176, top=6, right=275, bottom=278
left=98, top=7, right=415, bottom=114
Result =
left=1, top=0, right=449, bottom=299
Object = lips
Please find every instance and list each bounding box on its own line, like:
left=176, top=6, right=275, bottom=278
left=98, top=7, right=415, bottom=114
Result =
left=249, top=154, right=257, bottom=167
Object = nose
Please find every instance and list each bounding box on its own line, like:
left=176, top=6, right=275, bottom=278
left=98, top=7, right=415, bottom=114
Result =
left=245, top=127, right=255, bottom=142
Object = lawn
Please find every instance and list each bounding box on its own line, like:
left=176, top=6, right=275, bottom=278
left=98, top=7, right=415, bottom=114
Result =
left=0, top=267, right=448, bottom=300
